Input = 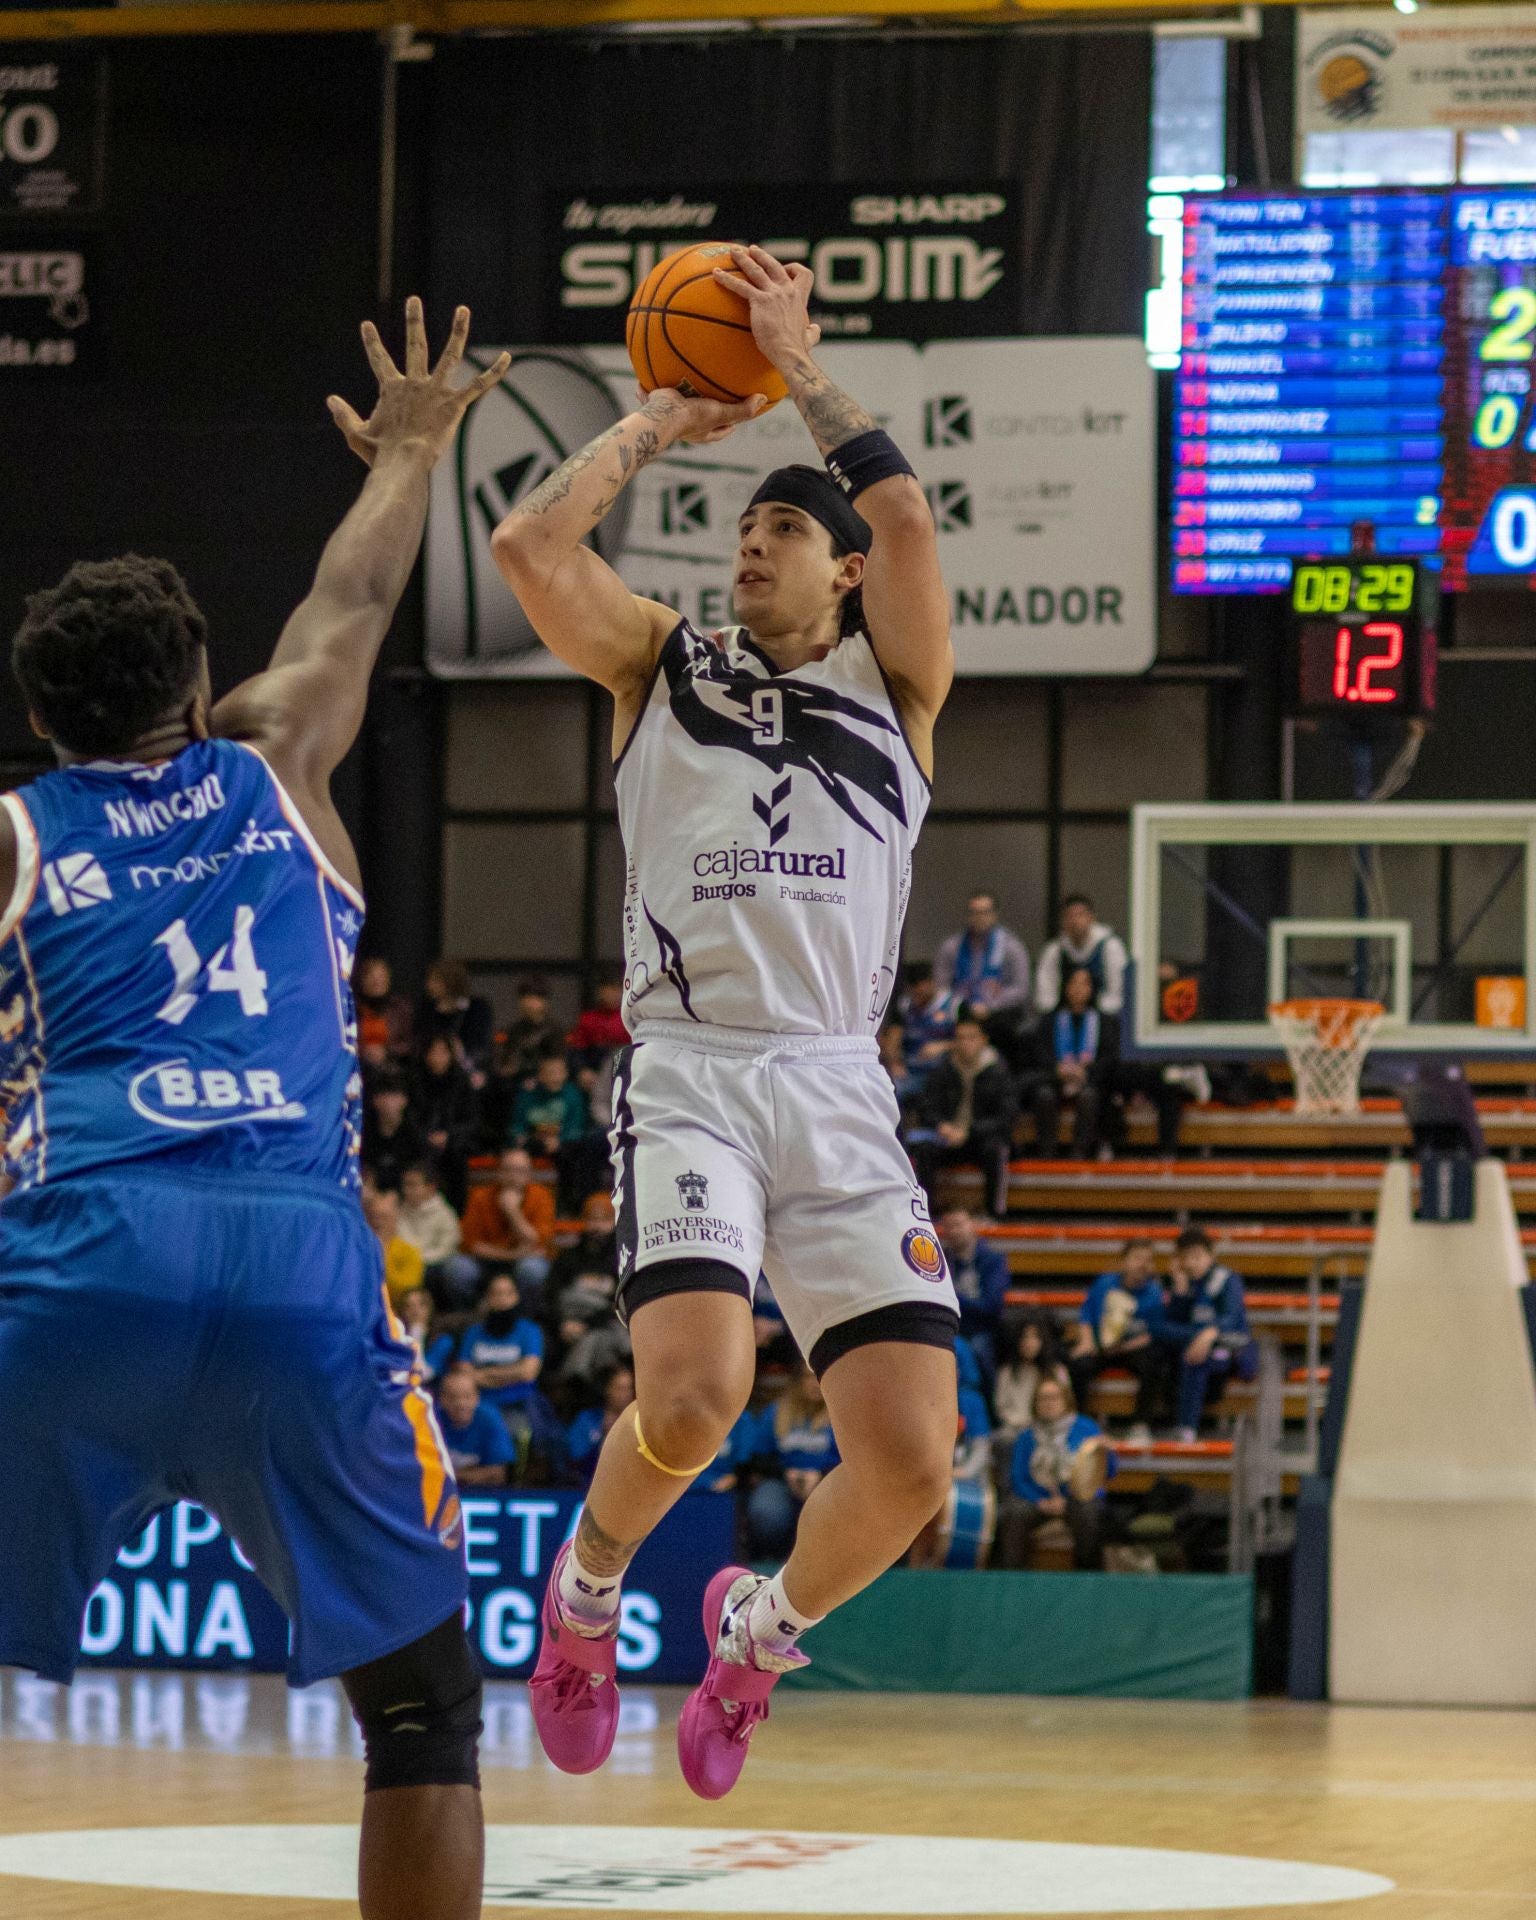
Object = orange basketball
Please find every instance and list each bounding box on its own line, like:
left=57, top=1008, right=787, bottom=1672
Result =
left=626, top=241, right=788, bottom=409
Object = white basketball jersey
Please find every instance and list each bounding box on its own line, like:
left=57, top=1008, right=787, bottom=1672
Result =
left=615, top=618, right=930, bottom=1037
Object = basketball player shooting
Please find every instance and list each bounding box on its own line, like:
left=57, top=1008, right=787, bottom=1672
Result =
left=492, top=244, right=962, bottom=1799
left=0, top=300, right=508, bottom=1920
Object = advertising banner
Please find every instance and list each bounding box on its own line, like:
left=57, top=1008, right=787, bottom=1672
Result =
left=428, top=337, right=1154, bottom=678
left=0, top=237, right=91, bottom=370
left=76, top=1492, right=735, bottom=1683
left=546, top=185, right=1017, bottom=343
left=1298, top=4, right=1536, bottom=134
left=0, top=54, right=105, bottom=216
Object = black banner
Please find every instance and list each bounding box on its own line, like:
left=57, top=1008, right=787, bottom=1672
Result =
left=547, top=184, right=1017, bottom=343
left=0, top=237, right=92, bottom=369
left=0, top=55, right=105, bottom=217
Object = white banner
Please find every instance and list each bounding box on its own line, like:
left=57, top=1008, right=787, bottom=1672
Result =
left=1298, top=4, right=1536, bottom=133
left=426, top=338, right=1154, bottom=679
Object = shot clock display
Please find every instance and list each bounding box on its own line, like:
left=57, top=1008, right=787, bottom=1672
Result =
left=1289, top=560, right=1436, bottom=717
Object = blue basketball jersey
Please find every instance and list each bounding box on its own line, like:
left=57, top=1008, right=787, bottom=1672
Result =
left=0, top=738, right=363, bottom=1194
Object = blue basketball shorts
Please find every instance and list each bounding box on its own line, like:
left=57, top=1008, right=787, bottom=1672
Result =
left=0, top=1164, right=467, bottom=1687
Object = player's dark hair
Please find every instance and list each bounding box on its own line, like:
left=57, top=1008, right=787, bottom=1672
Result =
left=828, top=531, right=866, bottom=641
left=12, top=556, right=207, bottom=757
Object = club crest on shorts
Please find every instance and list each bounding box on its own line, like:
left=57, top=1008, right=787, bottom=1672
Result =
left=676, top=1169, right=709, bottom=1211
left=901, top=1227, right=946, bottom=1280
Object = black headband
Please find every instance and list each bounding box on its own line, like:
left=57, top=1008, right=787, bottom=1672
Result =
left=747, top=464, right=873, bottom=556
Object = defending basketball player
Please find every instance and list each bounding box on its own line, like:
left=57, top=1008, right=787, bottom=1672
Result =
left=492, top=245, right=962, bottom=1798
left=0, top=301, right=508, bottom=1920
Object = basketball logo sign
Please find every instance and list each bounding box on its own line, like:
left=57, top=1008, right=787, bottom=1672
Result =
left=901, top=1226, right=946, bottom=1281
left=426, top=348, right=631, bottom=675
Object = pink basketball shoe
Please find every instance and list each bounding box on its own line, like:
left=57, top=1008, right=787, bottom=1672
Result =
left=677, top=1567, right=808, bottom=1801
left=528, top=1543, right=620, bottom=1774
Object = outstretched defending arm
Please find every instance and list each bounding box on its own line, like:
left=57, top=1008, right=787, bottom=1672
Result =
left=716, top=246, right=954, bottom=760
left=489, top=387, right=762, bottom=734
left=213, top=298, right=508, bottom=884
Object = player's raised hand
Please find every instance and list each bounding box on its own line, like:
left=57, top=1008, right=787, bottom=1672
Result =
left=713, top=245, right=822, bottom=371
left=640, top=385, right=768, bottom=446
left=328, top=297, right=512, bottom=469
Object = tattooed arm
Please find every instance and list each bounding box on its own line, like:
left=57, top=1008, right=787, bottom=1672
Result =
left=490, top=387, right=763, bottom=727
left=716, top=245, right=953, bottom=746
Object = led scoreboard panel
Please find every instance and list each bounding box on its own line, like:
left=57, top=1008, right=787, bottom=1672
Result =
left=1288, top=559, right=1437, bottom=717
left=1173, top=194, right=1446, bottom=595
left=1443, top=189, right=1536, bottom=590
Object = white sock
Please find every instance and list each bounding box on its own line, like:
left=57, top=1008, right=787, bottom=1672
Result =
left=557, top=1522, right=623, bottom=1634
left=745, top=1570, right=822, bottom=1663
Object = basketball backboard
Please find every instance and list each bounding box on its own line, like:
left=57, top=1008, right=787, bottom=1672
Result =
left=1129, top=803, right=1536, bottom=1057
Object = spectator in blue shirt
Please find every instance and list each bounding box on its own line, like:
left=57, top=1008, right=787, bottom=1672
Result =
left=691, top=1407, right=764, bottom=1498
left=939, top=1205, right=1012, bottom=1381
left=1067, top=1239, right=1166, bottom=1439
left=997, top=1375, right=1114, bottom=1570
left=746, top=1364, right=840, bottom=1559
left=908, top=1379, right=996, bottom=1568
left=897, top=960, right=957, bottom=1080
left=435, top=1364, right=516, bottom=1488
left=567, top=1365, right=635, bottom=1483
left=461, top=1270, right=545, bottom=1412
left=1153, top=1226, right=1256, bottom=1440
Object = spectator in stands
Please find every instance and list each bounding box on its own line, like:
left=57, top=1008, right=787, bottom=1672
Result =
left=399, top=1161, right=481, bottom=1307
left=1034, top=893, right=1129, bottom=1018
left=912, top=1010, right=1018, bottom=1218
left=511, top=1041, right=605, bottom=1213
left=1155, top=1226, right=1256, bottom=1442
left=409, top=1034, right=481, bottom=1211
left=435, top=1364, right=516, bottom=1488
left=495, top=976, right=565, bottom=1086
left=397, top=1285, right=457, bottom=1382
left=461, top=1271, right=546, bottom=1415
left=459, top=1146, right=555, bottom=1293
left=746, top=1363, right=840, bottom=1559
left=934, top=891, right=1033, bottom=1024
left=568, top=972, right=628, bottom=1076
left=354, top=955, right=414, bottom=1068
left=938, top=1205, right=1012, bottom=1378
left=363, top=1184, right=424, bottom=1307
left=896, top=961, right=956, bottom=1078
left=1022, top=965, right=1118, bottom=1159
left=361, top=1065, right=426, bottom=1195
left=691, top=1409, right=763, bottom=1500
left=906, top=1375, right=995, bottom=1569
left=877, top=1020, right=921, bottom=1109
left=993, top=1311, right=1067, bottom=1439
left=1068, top=1239, right=1165, bottom=1441
left=417, top=957, right=496, bottom=1085
left=567, top=1365, right=635, bottom=1484
left=996, top=1375, right=1114, bottom=1572
left=545, top=1190, right=617, bottom=1300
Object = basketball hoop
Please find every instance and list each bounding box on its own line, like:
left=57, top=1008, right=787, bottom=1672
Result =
left=1268, top=998, right=1384, bottom=1116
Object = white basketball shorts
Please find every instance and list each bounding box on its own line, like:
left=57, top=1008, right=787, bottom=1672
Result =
left=609, top=1021, right=961, bottom=1371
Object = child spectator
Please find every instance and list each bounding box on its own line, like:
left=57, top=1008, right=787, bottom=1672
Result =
left=418, top=957, right=497, bottom=1084
left=1022, top=965, right=1118, bottom=1160
left=396, top=1286, right=457, bottom=1382
left=459, top=1146, right=555, bottom=1293
left=461, top=1272, right=546, bottom=1414
left=912, top=1010, right=1018, bottom=1218
left=997, top=1375, right=1114, bottom=1571
left=364, top=1185, right=425, bottom=1307
left=409, top=1034, right=482, bottom=1211
left=436, top=1363, right=516, bottom=1487
left=361, top=1066, right=426, bottom=1195
left=511, top=1043, right=604, bottom=1212
left=993, top=1311, right=1066, bottom=1439
left=1155, top=1226, right=1256, bottom=1441
left=938, top=1205, right=1012, bottom=1378
left=354, top=956, right=414, bottom=1067
left=746, top=1363, right=840, bottom=1559
left=399, top=1161, right=481, bottom=1307
left=566, top=1365, right=635, bottom=1483
left=1068, top=1239, right=1165, bottom=1441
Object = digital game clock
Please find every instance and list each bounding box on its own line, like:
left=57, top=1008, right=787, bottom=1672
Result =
left=1289, top=560, right=1438, bottom=718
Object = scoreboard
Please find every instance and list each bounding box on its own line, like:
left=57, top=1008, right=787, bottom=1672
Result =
left=1172, top=187, right=1536, bottom=597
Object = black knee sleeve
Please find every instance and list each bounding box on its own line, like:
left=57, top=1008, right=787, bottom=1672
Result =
left=341, top=1612, right=483, bottom=1794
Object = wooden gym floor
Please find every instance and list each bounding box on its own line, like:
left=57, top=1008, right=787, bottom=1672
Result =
left=0, top=1673, right=1532, bottom=1916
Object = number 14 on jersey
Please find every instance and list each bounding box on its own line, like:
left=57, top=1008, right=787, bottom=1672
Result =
left=155, top=907, right=269, bottom=1026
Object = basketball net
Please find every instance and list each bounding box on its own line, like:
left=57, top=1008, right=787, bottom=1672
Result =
left=1268, top=998, right=1384, bottom=1116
